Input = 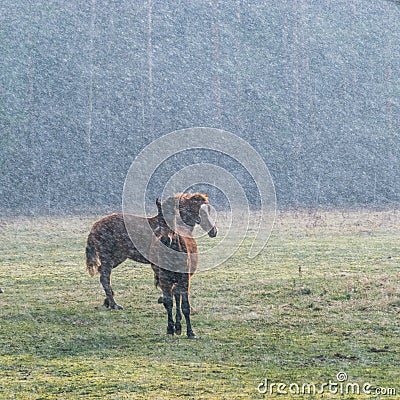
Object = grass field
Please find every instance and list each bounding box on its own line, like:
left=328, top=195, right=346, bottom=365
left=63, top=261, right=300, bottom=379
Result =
left=0, top=210, right=399, bottom=399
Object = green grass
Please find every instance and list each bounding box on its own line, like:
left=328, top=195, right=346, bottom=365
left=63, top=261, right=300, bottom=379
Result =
left=0, top=211, right=399, bottom=399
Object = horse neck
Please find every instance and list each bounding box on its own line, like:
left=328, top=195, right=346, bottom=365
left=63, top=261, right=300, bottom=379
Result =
left=174, top=222, right=194, bottom=237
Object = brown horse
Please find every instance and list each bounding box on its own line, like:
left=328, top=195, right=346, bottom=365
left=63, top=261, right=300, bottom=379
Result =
left=150, top=194, right=217, bottom=338
left=86, top=193, right=217, bottom=311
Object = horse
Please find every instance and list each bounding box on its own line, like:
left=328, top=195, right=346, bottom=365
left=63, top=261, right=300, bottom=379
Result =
left=150, top=193, right=217, bottom=339
left=85, top=193, right=217, bottom=311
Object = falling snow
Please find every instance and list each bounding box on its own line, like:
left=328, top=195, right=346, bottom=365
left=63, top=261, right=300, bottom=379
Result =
left=1, top=0, right=400, bottom=215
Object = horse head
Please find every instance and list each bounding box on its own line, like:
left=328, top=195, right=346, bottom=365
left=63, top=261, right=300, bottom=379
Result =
left=156, top=193, right=217, bottom=238
left=178, top=193, right=218, bottom=237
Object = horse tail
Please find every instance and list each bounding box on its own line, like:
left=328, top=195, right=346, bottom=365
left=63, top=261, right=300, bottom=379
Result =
left=86, top=232, right=100, bottom=276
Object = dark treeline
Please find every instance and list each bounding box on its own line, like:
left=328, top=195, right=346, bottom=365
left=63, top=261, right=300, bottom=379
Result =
left=1, top=0, right=400, bottom=215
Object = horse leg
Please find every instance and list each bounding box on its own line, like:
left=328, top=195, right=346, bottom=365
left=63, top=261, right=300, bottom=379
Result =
left=99, top=265, right=123, bottom=310
left=159, top=276, right=175, bottom=335
left=173, top=287, right=182, bottom=335
left=151, top=264, right=164, bottom=304
left=181, top=288, right=195, bottom=339
left=162, top=291, right=175, bottom=335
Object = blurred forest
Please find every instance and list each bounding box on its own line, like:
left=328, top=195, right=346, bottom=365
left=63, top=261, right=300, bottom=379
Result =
left=1, top=0, right=400, bottom=214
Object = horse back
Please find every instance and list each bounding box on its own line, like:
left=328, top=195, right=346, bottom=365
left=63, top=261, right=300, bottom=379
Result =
left=90, top=213, right=158, bottom=265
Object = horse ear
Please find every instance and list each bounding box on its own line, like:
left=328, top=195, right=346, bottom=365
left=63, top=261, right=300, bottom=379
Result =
left=156, top=198, right=161, bottom=207
left=204, top=193, right=209, bottom=198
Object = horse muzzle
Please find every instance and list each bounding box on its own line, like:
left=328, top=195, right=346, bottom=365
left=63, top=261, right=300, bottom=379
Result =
left=208, top=226, right=218, bottom=238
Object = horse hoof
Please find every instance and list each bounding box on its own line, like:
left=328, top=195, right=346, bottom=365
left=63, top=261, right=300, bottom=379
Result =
left=175, top=325, right=182, bottom=335
left=187, top=332, right=197, bottom=339
left=112, top=303, right=124, bottom=310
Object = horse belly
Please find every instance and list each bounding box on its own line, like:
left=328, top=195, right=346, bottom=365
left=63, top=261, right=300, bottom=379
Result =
left=127, top=247, right=150, bottom=264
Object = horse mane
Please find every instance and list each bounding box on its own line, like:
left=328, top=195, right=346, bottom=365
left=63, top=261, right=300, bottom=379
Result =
left=175, top=192, right=208, bottom=203
left=160, top=193, right=209, bottom=218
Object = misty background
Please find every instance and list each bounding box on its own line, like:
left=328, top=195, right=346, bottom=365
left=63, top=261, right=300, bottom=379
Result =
left=1, top=0, right=399, bottom=215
